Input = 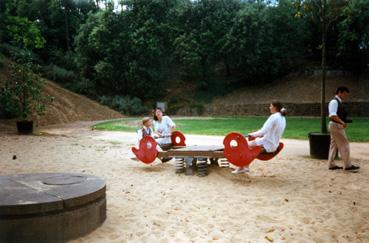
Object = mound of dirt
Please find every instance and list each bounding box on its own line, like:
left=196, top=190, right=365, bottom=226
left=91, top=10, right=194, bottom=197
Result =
left=0, top=58, right=122, bottom=130
left=38, top=81, right=122, bottom=126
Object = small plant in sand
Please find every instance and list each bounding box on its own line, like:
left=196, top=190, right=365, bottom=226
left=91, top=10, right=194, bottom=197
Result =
left=2, top=62, right=53, bottom=134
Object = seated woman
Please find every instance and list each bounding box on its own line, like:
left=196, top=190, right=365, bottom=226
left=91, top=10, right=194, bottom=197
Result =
left=153, top=107, right=176, bottom=162
left=153, top=107, right=176, bottom=148
left=232, top=101, right=287, bottom=174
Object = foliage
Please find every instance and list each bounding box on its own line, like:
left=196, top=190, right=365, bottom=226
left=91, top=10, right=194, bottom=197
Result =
left=1, top=0, right=368, bottom=111
left=4, top=16, right=45, bottom=49
left=2, top=63, right=53, bottom=120
left=173, top=0, right=241, bottom=80
left=65, top=77, right=96, bottom=96
left=338, top=0, right=369, bottom=72
left=98, top=95, right=147, bottom=115
left=224, top=1, right=310, bottom=83
left=43, top=64, right=77, bottom=83
left=0, top=52, right=4, bottom=69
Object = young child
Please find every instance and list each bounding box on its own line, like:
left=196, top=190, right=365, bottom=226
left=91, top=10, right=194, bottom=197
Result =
left=131, top=117, right=157, bottom=161
left=135, top=117, right=169, bottom=161
left=137, top=117, right=154, bottom=143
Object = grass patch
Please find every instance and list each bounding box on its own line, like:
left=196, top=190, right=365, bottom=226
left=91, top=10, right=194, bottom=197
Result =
left=93, top=117, right=369, bottom=142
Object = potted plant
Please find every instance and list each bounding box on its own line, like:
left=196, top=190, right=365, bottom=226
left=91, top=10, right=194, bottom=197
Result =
left=2, top=62, right=53, bottom=134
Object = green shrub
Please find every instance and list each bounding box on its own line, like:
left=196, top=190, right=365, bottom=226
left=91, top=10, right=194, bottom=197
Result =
left=0, top=43, right=36, bottom=64
left=43, top=64, right=76, bottom=83
left=98, top=95, right=147, bottom=115
left=0, top=52, right=4, bottom=69
left=2, top=62, right=53, bottom=120
left=65, top=77, right=96, bottom=96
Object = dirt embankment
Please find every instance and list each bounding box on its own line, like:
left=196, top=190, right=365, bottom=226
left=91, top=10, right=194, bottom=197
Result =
left=0, top=58, right=122, bottom=130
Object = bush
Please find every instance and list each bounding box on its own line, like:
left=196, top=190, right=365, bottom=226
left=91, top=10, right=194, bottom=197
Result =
left=0, top=88, right=17, bottom=118
left=2, top=62, right=53, bottom=120
left=0, top=52, right=4, bottom=69
left=0, top=43, right=37, bottom=64
left=99, top=95, right=147, bottom=115
left=43, top=64, right=77, bottom=83
left=65, top=77, right=96, bottom=96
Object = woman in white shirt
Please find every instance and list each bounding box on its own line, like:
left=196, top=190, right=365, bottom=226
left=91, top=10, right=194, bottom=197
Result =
left=153, top=107, right=176, bottom=148
left=232, top=101, right=287, bottom=174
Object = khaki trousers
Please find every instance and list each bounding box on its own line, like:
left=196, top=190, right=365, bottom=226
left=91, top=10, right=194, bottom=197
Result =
left=328, top=122, right=351, bottom=169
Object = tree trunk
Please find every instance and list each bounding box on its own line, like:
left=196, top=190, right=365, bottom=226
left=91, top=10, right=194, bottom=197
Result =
left=320, top=0, right=328, bottom=134
left=62, top=0, right=71, bottom=50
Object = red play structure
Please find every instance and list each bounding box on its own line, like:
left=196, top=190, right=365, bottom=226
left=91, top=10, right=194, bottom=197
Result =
left=132, top=131, right=284, bottom=175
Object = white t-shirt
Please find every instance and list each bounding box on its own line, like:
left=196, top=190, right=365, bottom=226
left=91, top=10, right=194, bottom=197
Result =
left=328, top=95, right=342, bottom=125
left=249, top=112, right=286, bottom=152
left=154, top=116, right=176, bottom=144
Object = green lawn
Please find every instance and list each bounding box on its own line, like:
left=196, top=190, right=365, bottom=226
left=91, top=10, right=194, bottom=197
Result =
left=93, top=117, right=369, bottom=142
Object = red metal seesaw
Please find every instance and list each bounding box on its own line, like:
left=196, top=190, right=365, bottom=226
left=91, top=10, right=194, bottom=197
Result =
left=223, top=132, right=284, bottom=167
left=132, top=131, right=283, bottom=167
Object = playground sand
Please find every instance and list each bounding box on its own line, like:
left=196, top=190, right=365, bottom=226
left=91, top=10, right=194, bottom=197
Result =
left=0, top=122, right=368, bottom=242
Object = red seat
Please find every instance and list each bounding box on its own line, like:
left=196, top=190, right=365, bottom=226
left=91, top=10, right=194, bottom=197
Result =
left=223, top=132, right=261, bottom=167
left=256, top=143, right=284, bottom=161
left=223, top=132, right=284, bottom=167
left=171, top=131, right=186, bottom=146
left=131, top=136, right=158, bottom=164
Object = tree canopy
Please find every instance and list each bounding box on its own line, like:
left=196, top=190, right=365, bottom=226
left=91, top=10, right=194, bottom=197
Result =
left=1, top=0, right=368, bottom=113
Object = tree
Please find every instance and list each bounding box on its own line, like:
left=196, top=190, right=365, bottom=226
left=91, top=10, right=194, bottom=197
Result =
left=302, top=0, right=349, bottom=133
left=338, top=0, right=369, bottom=73
left=224, top=1, right=309, bottom=83
left=174, top=0, right=240, bottom=82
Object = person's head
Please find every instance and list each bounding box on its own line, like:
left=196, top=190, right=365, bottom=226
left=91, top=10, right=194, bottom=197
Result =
left=269, top=101, right=287, bottom=116
left=142, top=117, right=152, bottom=128
left=153, top=107, right=164, bottom=121
left=336, top=86, right=350, bottom=101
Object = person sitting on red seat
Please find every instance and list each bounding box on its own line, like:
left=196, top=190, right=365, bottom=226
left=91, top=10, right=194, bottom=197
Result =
left=232, top=101, right=287, bottom=174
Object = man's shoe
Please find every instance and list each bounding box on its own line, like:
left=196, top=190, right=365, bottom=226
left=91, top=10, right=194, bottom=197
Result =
left=161, top=157, right=172, bottom=163
left=345, top=165, right=360, bottom=171
left=329, top=165, right=343, bottom=170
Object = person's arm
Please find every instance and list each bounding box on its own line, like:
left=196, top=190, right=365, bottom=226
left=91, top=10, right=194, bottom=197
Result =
left=137, top=129, right=143, bottom=141
left=165, top=116, right=176, bottom=132
left=328, top=100, right=346, bottom=128
left=249, top=115, right=275, bottom=137
left=150, top=128, right=155, bottom=138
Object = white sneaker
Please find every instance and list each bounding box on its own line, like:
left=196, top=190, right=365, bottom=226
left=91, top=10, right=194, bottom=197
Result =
left=231, top=167, right=250, bottom=174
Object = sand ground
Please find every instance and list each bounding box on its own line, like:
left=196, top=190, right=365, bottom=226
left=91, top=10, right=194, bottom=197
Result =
left=0, top=122, right=368, bottom=243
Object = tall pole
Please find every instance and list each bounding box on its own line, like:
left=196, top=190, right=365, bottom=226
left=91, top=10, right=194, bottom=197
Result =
left=321, top=0, right=327, bottom=134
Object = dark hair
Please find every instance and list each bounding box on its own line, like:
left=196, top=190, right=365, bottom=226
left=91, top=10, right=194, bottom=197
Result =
left=336, top=86, right=350, bottom=94
left=271, top=101, right=287, bottom=116
left=153, top=107, right=164, bottom=121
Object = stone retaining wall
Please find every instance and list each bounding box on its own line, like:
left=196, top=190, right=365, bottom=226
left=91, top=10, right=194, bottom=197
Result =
left=176, top=102, right=369, bottom=117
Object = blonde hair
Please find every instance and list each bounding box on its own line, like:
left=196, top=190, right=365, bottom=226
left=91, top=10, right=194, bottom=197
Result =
left=142, top=117, right=151, bottom=125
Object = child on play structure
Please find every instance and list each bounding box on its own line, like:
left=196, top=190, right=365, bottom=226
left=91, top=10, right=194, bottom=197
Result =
left=137, top=117, right=155, bottom=143
left=232, top=101, right=287, bottom=174
left=134, top=117, right=170, bottom=162
left=136, top=116, right=165, bottom=151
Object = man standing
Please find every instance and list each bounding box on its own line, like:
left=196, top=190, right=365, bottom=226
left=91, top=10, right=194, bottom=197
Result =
left=328, top=86, right=359, bottom=171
